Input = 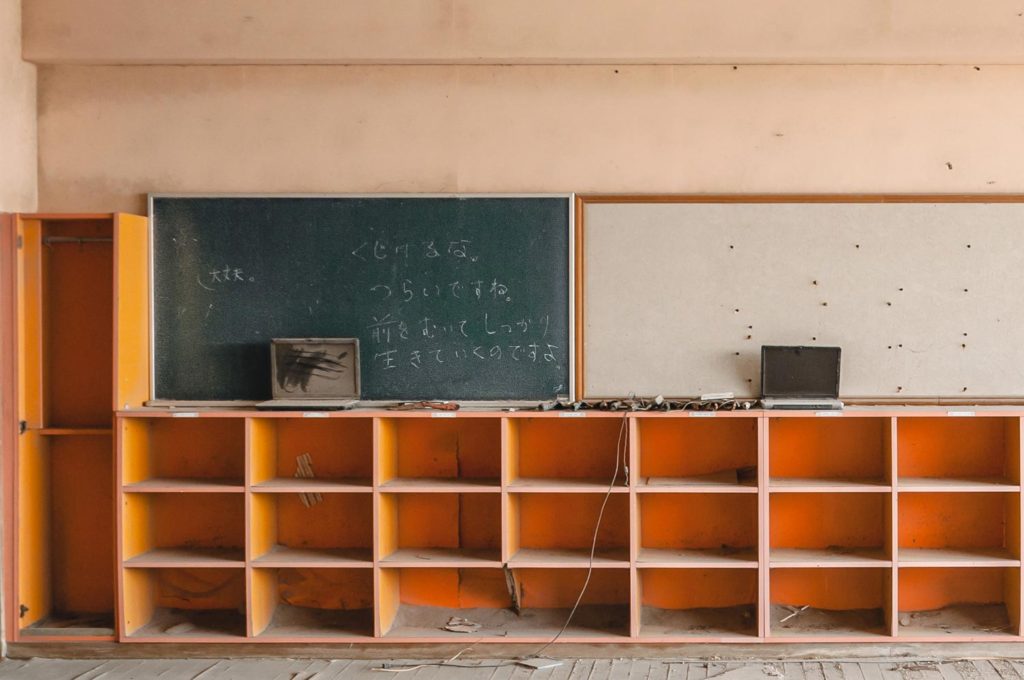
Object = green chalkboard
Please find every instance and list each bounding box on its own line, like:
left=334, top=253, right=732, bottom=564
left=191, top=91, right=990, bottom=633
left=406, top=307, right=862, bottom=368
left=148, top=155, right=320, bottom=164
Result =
left=151, top=196, right=571, bottom=401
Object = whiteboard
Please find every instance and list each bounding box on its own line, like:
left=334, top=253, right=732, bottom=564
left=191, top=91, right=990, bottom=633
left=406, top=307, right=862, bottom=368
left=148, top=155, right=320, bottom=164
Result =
left=583, top=200, right=1024, bottom=399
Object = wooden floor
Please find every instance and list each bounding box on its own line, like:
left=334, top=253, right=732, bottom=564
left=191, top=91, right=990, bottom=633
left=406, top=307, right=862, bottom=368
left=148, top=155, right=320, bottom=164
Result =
left=2, top=658, right=1024, bottom=679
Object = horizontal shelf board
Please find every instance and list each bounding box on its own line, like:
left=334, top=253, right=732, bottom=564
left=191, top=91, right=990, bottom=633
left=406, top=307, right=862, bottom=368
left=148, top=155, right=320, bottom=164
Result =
left=20, top=613, right=115, bottom=639
left=769, top=478, right=891, bottom=492
left=767, top=631, right=893, bottom=641
left=769, top=604, right=889, bottom=638
left=252, top=545, right=373, bottom=567
left=251, top=478, right=372, bottom=492
left=256, top=604, right=373, bottom=639
left=37, top=427, right=112, bottom=436
left=123, top=548, right=245, bottom=567
left=897, top=477, right=1020, bottom=492
left=638, top=476, right=757, bottom=493
left=507, top=547, right=630, bottom=567
left=640, top=604, right=757, bottom=638
left=379, top=548, right=501, bottom=567
left=897, top=547, right=1020, bottom=566
left=897, top=604, right=1014, bottom=638
left=377, top=478, right=500, bottom=493
left=637, top=547, right=758, bottom=568
left=770, top=547, right=891, bottom=567
left=384, top=604, right=630, bottom=640
left=123, top=478, right=245, bottom=493
left=128, top=608, right=246, bottom=641
left=505, top=478, right=629, bottom=493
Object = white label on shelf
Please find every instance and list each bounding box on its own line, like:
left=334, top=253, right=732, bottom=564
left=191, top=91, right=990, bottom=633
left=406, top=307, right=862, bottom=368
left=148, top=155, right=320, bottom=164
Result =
left=689, top=412, right=716, bottom=418
left=431, top=412, right=457, bottom=418
left=171, top=412, right=199, bottom=418
left=302, top=412, right=329, bottom=418
left=947, top=410, right=976, bottom=417
left=559, top=412, right=586, bottom=417
left=815, top=411, right=841, bottom=417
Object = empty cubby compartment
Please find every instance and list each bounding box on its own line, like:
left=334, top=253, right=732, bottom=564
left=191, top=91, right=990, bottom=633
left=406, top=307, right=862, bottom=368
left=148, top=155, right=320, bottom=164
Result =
left=770, top=493, right=890, bottom=565
left=376, top=417, right=500, bottom=488
left=898, top=417, right=1020, bottom=485
left=249, top=417, right=372, bottom=489
left=897, top=567, right=1019, bottom=637
left=768, top=417, right=890, bottom=484
left=252, top=567, right=374, bottom=638
left=122, top=568, right=246, bottom=639
left=897, top=492, right=1020, bottom=563
left=639, top=568, right=758, bottom=638
left=770, top=568, right=891, bottom=637
left=636, top=416, right=758, bottom=488
left=122, top=493, right=246, bottom=564
left=379, top=567, right=631, bottom=639
left=638, top=494, right=758, bottom=566
left=250, top=492, right=373, bottom=565
left=509, top=493, right=630, bottom=564
left=121, top=417, right=245, bottom=486
left=506, top=416, right=629, bottom=487
left=378, top=493, right=501, bottom=564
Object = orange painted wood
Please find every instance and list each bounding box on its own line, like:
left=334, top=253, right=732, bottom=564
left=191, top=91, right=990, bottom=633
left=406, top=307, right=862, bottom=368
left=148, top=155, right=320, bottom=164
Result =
left=771, top=567, right=887, bottom=611
left=0, top=214, right=17, bottom=640
left=640, top=568, right=758, bottom=609
left=768, top=417, right=889, bottom=482
left=113, top=213, right=150, bottom=411
left=898, top=416, right=1017, bottom=481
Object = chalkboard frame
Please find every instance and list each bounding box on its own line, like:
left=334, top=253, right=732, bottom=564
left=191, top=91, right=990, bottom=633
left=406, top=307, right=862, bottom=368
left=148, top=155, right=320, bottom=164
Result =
left=147, top=193, right=576, bottom=404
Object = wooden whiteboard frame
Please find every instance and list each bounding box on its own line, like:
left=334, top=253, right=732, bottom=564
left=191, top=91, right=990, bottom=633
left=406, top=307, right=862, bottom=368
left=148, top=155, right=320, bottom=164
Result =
left=148, top=193, right=575, bottom=404
left=575, top=194, right=1024, bottom=404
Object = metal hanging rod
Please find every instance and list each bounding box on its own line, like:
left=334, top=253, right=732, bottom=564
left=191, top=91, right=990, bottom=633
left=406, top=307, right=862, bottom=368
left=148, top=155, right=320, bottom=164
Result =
left=43, top=236, right=113, bottom=245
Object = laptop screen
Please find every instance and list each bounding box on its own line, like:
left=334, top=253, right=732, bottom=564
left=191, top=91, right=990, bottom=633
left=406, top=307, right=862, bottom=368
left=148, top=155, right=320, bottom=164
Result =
left=760, top=346, right=841, bottom=399
left=271, top=338, right=360, bottom=399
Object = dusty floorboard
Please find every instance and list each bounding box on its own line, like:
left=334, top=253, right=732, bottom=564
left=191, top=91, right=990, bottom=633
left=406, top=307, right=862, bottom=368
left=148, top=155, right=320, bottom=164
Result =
left=2, top=658, right=1024, bottom=679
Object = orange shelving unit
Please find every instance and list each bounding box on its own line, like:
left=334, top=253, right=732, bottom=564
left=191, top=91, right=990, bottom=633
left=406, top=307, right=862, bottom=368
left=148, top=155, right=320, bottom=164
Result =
left=110, top=410, right=1024, bottom=642
left=6, top=212, right=1024, bottom=646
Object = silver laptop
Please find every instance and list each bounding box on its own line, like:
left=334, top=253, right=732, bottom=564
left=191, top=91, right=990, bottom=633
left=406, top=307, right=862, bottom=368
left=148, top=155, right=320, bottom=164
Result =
left=255, top=338, right=360, bottom=410
left=760, top=345, right=843, bottom=410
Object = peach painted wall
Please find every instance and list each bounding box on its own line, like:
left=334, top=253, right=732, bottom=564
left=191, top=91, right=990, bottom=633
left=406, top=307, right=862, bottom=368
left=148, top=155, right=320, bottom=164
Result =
left=36, top=64, right=1024, bottom=213
left=0, top=0, right=37, bottom=212
left=21, top=0, right=1024, bottom=65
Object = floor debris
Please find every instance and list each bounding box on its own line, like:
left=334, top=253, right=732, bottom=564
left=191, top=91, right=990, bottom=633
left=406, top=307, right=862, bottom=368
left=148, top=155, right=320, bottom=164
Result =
left=516, top=657, right=563, bottom=670
left=442, top=616, right=482, bottom=633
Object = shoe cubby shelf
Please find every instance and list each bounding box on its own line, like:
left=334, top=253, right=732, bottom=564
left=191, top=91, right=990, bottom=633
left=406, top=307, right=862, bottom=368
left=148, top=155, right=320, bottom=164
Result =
left=107, top=409, right=1024, bottom=642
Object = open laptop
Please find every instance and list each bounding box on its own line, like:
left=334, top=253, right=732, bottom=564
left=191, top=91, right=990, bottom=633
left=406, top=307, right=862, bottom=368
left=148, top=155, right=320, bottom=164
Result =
left=760, top=345, right=843, bottom=410
left=255, top=338, right=360, bottom=410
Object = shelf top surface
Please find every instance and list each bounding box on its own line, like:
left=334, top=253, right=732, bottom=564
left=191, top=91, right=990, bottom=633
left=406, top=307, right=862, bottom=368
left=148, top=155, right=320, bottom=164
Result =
left=117, top=405, right=1024, bottom=418
left=123, top=547, right=245, bottom=567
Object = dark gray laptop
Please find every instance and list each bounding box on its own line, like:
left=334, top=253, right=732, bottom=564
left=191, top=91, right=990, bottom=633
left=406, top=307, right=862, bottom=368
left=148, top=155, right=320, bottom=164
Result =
left=760, top=345, right=843, bottom=410
left=255, top=338, right=360, bottom=410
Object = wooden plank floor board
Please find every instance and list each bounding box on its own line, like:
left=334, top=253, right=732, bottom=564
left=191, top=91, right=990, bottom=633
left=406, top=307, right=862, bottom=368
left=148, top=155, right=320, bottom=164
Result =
left=990, top=659, right=1023, bottom=679
left=936, top=664, right=963, bottom=680
left=784, top=662, right=808, bottom=680
left=5, top=660, right=1024, bottom=679
left=804, top=661, right=827, bottom=680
